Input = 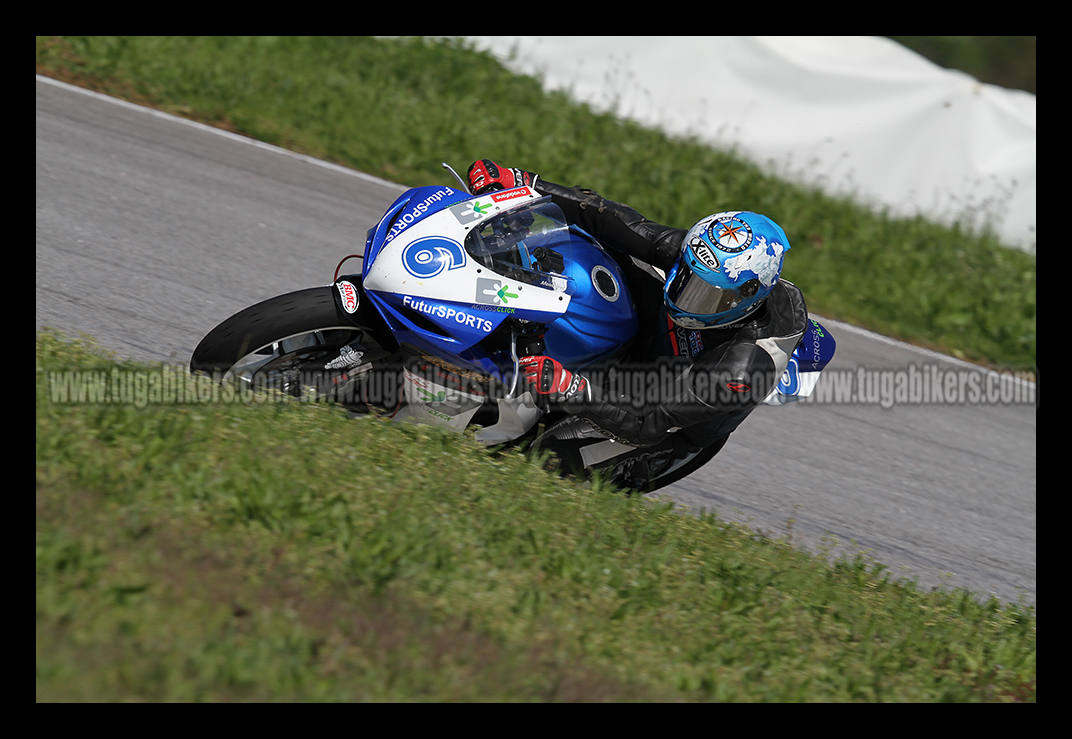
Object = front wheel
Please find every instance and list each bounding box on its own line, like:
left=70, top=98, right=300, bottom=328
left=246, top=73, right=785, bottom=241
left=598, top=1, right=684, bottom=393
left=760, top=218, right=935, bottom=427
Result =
left=190, top=286, right=397, bottom=403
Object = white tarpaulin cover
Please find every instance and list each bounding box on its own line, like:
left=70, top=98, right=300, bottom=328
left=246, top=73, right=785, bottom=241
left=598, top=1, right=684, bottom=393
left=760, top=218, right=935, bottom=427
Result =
left=466, top=36, right=1036, bottom=253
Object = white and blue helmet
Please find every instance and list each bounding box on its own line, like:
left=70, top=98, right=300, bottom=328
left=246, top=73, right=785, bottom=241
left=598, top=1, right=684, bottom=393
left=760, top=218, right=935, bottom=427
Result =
left=664, top=211, right=791, bottom=328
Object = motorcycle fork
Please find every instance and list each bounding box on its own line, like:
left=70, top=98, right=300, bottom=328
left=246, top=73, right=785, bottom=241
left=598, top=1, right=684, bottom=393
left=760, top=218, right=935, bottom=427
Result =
left=506, top=322, right=547, bottom=399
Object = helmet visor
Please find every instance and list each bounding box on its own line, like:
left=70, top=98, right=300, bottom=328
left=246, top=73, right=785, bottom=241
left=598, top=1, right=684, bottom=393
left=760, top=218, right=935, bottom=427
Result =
left=666, top=260, right=743, bottom=316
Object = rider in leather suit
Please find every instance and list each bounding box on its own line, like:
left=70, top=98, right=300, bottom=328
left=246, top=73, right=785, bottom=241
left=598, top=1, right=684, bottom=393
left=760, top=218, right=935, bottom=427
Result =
left=466, top=160, right=810, bottom=482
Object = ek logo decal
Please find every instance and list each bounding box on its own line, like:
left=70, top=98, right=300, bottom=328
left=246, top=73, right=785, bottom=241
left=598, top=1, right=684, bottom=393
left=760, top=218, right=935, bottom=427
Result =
left=476, top=277, right=518, bottom=306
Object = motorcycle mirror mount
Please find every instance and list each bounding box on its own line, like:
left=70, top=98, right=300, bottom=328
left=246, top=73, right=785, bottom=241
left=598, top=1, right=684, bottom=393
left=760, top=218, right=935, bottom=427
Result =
left=506, top=327, right=521, bottom=399
left=442, top=162, right=469, bottom=192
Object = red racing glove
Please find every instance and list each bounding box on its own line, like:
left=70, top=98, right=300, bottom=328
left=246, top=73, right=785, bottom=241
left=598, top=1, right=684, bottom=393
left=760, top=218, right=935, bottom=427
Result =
left=519, top=355, right=590, bottom=403
left=467, top=159, right=538, bottom=195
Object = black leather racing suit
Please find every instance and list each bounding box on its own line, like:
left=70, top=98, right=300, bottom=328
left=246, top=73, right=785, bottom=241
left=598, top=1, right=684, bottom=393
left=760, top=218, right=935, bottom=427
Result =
left=531, top=179, right=810, bottom=463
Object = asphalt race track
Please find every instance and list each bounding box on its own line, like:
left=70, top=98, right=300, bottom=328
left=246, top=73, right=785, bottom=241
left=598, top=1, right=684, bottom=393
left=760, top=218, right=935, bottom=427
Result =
left=36, top=76, right=1036, bottom=605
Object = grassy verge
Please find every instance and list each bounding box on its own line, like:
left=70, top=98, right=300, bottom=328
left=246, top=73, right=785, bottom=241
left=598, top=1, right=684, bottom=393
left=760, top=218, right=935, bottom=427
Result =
left=35, top=36, right=1035, bottom=371
left=37, top=330, right=1036, bottom=702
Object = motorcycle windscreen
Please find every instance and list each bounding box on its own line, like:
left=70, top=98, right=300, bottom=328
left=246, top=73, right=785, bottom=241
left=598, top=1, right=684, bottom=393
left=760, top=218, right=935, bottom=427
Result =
left=463, top=198, right=577, bottom=294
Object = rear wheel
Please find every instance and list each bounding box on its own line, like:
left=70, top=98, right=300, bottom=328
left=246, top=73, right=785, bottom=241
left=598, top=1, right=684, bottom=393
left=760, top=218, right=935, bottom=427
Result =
left=190, top=287, right=397, bottom=404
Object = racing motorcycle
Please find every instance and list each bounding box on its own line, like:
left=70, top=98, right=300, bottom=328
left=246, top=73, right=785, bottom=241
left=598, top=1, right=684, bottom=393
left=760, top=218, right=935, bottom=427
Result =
left=191, top=164, right=836, bottom=491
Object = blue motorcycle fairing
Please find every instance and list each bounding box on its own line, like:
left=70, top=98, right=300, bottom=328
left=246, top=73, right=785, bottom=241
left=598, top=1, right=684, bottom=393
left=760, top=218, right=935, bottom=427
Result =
left=376, top=293, right=507, bottom=351
left=541, top=228, right=639, bottom=369
left=363, top=186, right=471, bottom=278
left=368, top=289, right=568, bottom=366
left=795, top=318, right=836, bottom=373
left=771, top=318, right=836, bottom=401
left=360, top=185, right=640, bottom=381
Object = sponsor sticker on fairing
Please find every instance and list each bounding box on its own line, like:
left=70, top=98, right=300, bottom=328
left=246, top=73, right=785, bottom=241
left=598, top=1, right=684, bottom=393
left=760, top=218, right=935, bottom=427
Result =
left=449, top=188, right=538, bottom=227
left=402, top=295, right=495, bottom=334
left=384, top=188, right=454, bottom=243
left=490, top=186, right=534, bottom=203
left=450, top=198, right=495, bottom=225
left=336, top=280, right=360, bottom=313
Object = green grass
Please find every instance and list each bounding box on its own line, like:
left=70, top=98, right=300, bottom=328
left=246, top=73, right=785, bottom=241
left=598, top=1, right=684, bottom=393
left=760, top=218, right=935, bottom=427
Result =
left=37, top=330, right=1036, bottom=702
left=35, top=36, right=1035, bottom=371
